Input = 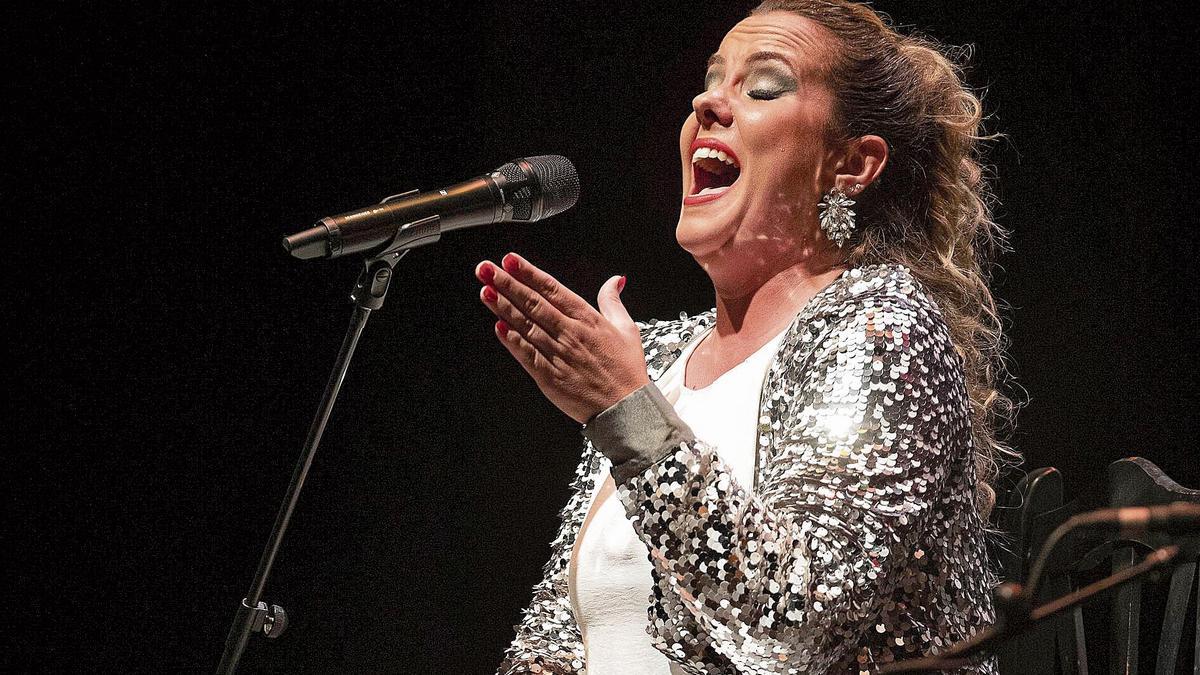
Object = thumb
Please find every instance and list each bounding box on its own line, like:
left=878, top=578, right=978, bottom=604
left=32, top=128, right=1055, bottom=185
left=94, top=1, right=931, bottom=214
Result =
left=597, top=275, right=636, bottom=332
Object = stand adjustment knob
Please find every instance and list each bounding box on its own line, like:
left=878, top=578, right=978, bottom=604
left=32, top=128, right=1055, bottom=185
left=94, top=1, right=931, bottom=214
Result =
left=262, top=604, right=288, bottom=638
left=242, top=599, right=289, bottom=639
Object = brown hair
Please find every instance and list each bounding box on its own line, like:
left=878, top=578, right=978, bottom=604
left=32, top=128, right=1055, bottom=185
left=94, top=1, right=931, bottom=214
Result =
left=752, top=0, right=1019, bottom=519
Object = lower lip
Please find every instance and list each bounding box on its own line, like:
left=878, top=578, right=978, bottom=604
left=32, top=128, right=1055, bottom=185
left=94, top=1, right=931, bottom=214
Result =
left=683, top=185, right=734, bottom=206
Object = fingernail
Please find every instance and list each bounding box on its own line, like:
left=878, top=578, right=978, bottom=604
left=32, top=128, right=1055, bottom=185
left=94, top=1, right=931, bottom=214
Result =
left=502, top=253, right=519, bottom=273
left=495, top=320, right=509, bottom=337
left=476, top=262, right=495, bottom=283
left=481, top=286, right=498, bottom=303
left=617, top=275, right=626, bottom=291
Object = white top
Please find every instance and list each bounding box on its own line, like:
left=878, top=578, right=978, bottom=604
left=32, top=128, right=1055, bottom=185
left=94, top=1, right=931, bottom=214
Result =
left=569, top=324, right=789, bottom=674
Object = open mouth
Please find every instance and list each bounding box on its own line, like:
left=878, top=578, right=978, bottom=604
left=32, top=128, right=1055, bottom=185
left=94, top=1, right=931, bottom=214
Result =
left=687, top=139, right=741, bottom=204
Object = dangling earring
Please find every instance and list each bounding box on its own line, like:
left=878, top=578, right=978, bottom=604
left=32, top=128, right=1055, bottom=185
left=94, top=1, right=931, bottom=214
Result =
left=818, top=183, right=861, bottom=247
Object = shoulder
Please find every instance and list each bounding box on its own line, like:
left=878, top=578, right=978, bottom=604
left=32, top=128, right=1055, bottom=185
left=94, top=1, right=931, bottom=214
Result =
left=816, top=263, right=940, bottom=317
left=802, top=264, right=960, bottom=374
left=785, top=265, right=972, bottom=448
left=815, top=263, right=949, bottom=339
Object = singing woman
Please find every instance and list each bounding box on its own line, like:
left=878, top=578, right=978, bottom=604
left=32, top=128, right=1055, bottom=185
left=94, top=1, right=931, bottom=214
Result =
left=479, top=1, right=1014, bottom=672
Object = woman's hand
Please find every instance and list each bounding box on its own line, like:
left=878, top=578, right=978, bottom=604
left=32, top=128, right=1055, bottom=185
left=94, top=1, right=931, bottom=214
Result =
left=475, top=252, right=649, bottom=424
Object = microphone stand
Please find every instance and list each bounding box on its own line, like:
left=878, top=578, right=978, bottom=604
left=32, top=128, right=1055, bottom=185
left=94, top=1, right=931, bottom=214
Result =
left=877, top=521, right=1186, bottom=673
left=215, top=199, right=441, bottom=674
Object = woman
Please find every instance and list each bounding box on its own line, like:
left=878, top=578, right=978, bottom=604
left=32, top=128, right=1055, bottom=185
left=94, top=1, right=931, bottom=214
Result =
left=479, top=1, right=1013, bottom=673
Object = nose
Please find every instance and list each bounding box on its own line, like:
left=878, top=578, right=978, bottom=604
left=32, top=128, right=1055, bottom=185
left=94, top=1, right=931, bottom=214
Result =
left=692, top=86, right=733, bottom=128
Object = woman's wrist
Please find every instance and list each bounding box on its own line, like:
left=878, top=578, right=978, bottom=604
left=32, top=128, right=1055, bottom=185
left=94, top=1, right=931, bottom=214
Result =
left=582, top=383, right=695, bottom=483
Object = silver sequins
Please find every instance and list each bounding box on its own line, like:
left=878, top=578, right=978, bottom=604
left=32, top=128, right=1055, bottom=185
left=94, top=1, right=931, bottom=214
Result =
left=498, top=264, right=996, bottom=674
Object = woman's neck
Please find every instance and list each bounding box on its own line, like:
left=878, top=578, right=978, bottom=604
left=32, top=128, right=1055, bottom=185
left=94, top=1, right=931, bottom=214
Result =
left=711, top=260, right=846, bottom=344
left=681, top=260, right=849, bottom=391
left=684, top=259, right=845, bottom=389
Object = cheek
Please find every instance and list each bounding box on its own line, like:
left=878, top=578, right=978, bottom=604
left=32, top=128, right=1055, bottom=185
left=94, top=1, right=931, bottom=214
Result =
left=744, top=108, right=827, bottom=183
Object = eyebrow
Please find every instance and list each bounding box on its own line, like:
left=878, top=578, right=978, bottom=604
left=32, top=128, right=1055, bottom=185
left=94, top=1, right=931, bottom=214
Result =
left=706, top=51, right=794, bottom=70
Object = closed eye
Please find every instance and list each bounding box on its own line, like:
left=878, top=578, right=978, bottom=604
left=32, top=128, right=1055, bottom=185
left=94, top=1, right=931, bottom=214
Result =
left=745, top=69, right=796, bottom=100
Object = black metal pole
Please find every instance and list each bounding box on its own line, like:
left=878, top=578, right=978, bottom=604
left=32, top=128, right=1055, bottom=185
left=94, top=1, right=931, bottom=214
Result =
left=216, top=237, right=413, bottom=673
left=216, top=301, right=373, bottom=674
left=876, top=544, right=1182, bottom=673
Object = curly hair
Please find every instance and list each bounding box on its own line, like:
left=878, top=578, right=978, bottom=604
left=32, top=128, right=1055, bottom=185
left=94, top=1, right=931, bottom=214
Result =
left=752, top=0, right=1019, bottom=519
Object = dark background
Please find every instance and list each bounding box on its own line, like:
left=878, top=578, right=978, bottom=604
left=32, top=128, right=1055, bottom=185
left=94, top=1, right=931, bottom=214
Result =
left=8, top=0, right=1198, bottom=672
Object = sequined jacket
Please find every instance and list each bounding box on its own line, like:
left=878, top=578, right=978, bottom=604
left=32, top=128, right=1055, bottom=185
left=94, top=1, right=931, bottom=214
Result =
left=496, top=264, right=998, bottom=674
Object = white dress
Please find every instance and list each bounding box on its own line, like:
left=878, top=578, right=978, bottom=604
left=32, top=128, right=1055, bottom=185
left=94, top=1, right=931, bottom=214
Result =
left=568, top=325, right=789, bottom=674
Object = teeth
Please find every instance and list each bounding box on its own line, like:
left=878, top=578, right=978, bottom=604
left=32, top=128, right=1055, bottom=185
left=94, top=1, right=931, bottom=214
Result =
left=696, top=186, right=729, bottom=195
left=691, top=146, right=739, bottom=168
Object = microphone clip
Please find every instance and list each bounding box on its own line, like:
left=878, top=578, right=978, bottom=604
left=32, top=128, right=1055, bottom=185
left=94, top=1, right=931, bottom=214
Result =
left=348, top=192, right=442, bottom=311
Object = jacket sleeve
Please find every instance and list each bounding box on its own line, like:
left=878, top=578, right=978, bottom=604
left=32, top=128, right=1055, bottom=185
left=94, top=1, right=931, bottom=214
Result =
left=495, top=451, right=593, bottom=675
left=584, top=296, right=972, bottom=672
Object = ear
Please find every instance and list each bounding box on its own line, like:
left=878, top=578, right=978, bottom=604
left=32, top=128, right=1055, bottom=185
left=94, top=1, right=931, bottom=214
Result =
left=835, top=134, right=888, bottom=192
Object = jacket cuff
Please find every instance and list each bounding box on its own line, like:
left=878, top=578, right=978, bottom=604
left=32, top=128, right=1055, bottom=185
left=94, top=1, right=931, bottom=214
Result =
left=583, top=383, right=696, bottom=484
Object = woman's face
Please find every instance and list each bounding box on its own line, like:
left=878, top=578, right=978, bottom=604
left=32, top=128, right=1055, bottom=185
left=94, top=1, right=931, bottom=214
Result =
left=677, top=11, right=841, bottom=286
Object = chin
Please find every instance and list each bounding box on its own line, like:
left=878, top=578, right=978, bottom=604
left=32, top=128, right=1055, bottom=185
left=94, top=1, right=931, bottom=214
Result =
left=675, top=212, right=738, bottom=259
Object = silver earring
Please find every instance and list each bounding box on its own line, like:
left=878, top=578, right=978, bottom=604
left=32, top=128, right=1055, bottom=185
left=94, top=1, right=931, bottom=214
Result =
left=818, top=184, right=858, bottom=247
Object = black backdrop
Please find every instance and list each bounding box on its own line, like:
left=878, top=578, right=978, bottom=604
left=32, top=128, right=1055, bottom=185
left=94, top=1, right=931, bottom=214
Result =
left=9, top=1, right=1199, bottom=672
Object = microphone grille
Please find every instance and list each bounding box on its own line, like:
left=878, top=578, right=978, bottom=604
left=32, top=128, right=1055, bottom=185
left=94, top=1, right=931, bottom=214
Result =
left=498, top=162, right=535, bottom=220
left=526, top=155, right=580, bottom=219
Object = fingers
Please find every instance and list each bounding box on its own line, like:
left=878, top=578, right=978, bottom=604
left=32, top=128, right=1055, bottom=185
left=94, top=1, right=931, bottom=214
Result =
left=498, top=253, right=595, bottom=320
left=479, top=284, right=560, bottom=356
left=494, top=320, right=547, bottom=381
left=476, top=259, right=574, bottom=336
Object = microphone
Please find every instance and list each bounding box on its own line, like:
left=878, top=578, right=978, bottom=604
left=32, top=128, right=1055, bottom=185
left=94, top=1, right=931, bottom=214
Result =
left=1074, top=502, right=1200, bottom=535
left=283, top=155, right=579, bottom=259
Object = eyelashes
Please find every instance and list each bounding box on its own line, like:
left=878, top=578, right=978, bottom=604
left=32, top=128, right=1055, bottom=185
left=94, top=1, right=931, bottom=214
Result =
left=748, top=89, right=784, bottom=100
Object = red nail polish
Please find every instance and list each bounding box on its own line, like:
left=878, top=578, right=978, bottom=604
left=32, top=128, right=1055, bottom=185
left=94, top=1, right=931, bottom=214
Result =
left=502, top=253, right=519, bottom=273
left=617, top=275, right=626, bottom=291
left=496, top=320, right=509, bottom=337
left=482, top=286, right=498, bottom=303
left=477, top=262, right=495, bottom=283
